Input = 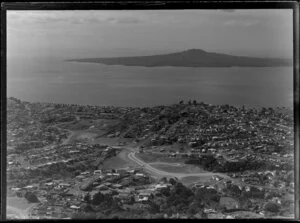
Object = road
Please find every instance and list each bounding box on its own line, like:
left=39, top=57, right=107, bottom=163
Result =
left=127, top=151, right=232, bottom=180
left=126, top=150, right=282, bottom=191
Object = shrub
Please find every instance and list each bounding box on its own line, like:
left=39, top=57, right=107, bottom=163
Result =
left=24, top=192, right=39, bottom=203
left=264, top=202, right=280, bottom=213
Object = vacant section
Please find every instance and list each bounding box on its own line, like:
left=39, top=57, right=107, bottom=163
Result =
left=149, top=163, right=205, bottom=174
left=136, top=152, right=185, bottom=164
left=181, top=175, right=212, bottom=186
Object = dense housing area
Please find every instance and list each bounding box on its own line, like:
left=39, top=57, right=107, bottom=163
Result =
left=7, top=97, right=294, bottom=219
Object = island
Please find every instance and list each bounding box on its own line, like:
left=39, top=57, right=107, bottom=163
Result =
left=66, top=49, right=292, bottom=67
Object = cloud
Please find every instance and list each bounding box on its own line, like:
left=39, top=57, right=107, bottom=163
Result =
left=7, top=11, right=67, bottom=24
left=69, top=16, right=144, bottom=25
left=224, top=19, right=259, bottom=27
left=8, top=11, right=146, bottom=26
left=110, top=16, right=142, bottom=24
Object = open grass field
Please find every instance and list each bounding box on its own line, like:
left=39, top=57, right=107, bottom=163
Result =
left=180, top=175, right=212, bottom=186
left=136, top=152, right=185, bottom=164
left=101, top=150, right=137, bottom=170
left=76, top=132, right=98, bottom=141
left=102, top=154, right=132, bottom=170
left=149, top=163, right=189, bottom=173
left=66, top=132, right=124, bottom=145
left=60, top=119, right=95, bottom=130
left=149, top=163, right=206, bottom=174
left=60, top=118, right=120, bottom=132
left=7, top=197, right=31, bottom=210
left=229, top=211, right=266, bottom=219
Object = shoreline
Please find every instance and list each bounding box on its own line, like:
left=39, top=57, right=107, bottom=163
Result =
left=7, top=97, right=293, bottom=111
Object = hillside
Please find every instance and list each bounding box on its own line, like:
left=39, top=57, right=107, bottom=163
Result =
left=66, top=49, right=292, bottom=67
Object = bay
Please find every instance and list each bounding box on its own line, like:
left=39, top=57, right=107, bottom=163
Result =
left=7, top=57, right=293, bottom=108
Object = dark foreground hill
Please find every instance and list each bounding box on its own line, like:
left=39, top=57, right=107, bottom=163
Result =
left=66, top=49, right=292, bottom=67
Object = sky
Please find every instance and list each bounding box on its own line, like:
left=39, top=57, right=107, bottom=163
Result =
left=7, top=9, right=293, bottom=59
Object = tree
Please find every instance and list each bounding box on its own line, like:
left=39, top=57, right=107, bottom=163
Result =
left=82, top=203, right=94, bottom=212
left=161, top=187, right=171, bottom=197
left=187, top=200, right=203, bottom=215
left=92, top=192, right=104, bottom=205
left=160, top=177, right=168, bottom=183
left=169, top=178, right=177, bottom=185
left=149, top=201, right=160, bottom=214
left=84, top=193, right=91, bottom=203
left=24, top=192, right=39, bottom=203
left=264, top=202, right=280, bottom=213
left=151, top=213, right=164, bottom=219
left=72, top=212, right=96, bottom=219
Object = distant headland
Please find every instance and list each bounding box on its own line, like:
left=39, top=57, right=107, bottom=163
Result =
left=66, top=49, right=292, bottom=67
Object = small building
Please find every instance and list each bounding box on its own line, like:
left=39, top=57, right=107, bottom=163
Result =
left=70, top=205, right=80, bottom=210
left=112, top=184, right=123, bottom=189
left=94, top=170, right=102, bottom=174
left=204, top=208, right=216, bottom=214
left=58, top=183, right=71, bottom=189
left=11, top=187, right=21, bottom=192
left=135, top=173, right=146, bottom=177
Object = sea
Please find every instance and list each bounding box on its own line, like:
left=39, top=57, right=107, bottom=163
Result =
left=7, top=57, right=293, bottom=108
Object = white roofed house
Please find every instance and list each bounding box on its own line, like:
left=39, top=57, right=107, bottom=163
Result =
left=113, top=192, right=134, bottom=204
left=135, top=172, right=146, bottom=177
left=70, top=205, right=80, bottom=211
left=136, top=193, right=151, bottom=203
left=112, top=184, right=123, bottom=189
left=45, top=182, right=54, bottom=187
left=126, top=169, right=136, bottom=174
left=154, top=183, right=170, bottom=190
left=23, top=184, right=38, bottom=191
left=93, top=170, right=102, bottom=174
left=112, top=172, right=120, bottom=177
left=11, top=187, right=21, bottom=192
left=58, top=183, right=71, bottom=189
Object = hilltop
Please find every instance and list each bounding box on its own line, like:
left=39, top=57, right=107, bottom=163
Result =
left=66, top=49, right=292, bottom=67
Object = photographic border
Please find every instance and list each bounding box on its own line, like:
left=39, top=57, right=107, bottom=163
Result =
left=1, top=1, right=299, bottom=220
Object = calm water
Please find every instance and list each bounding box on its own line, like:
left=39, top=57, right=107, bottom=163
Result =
left=7, top=57, right=293, bottom=108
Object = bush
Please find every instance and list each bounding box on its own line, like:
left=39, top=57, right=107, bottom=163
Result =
left=264, top=202, right=280, bottom=213
left=92, top=192, right=104, bottom=205
left=24, top=192, right=39, bottom=203
left=72, top=212, right=96, bottom=219
left=169, top=178, right=177, bottom=185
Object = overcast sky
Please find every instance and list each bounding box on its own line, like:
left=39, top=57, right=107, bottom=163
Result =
left=7, top=9, right=293, bottom=59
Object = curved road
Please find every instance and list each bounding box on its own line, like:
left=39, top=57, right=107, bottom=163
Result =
left=127, top=151, right=282, bottom=191
left=127, top=151, right=232, bottom=180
